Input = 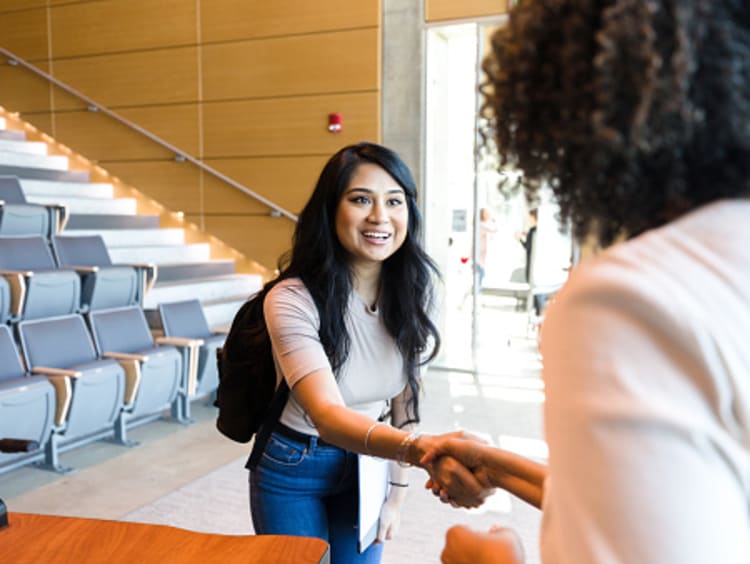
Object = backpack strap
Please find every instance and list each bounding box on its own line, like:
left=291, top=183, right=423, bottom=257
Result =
left=245, top=380, right=290, bottom=470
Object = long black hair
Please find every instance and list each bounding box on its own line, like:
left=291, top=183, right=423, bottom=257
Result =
left=481, top=0, right=750, bottom=246
left=259, top=142, right=440, bottom=423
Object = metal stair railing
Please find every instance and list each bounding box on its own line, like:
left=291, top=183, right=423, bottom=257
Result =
left=0, top=46, right=297, bottom=222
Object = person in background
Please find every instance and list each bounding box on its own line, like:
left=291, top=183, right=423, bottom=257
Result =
left=477, top=207, right=498, bottom=288
left=514, top=208, right=537, bottom=286
left=516, top=208, right=545, bottom=315
left=427, top=1, right=750, bottom=562
left=248, top=142, right=489, bottom=564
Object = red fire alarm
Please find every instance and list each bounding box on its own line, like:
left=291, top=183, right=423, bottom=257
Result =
left=328, top=112, right=343, bottom=133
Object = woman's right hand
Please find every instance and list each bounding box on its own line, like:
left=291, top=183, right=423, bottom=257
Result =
left=422, top=434, right=547, bottom=509
left=418, top=432, right=494, bottom=508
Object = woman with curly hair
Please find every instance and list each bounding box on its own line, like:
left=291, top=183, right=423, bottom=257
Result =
left=425, top=1, right=750, bottom=562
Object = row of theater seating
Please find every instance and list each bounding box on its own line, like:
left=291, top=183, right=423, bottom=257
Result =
left=0, top=234, right=156, bottom=323
left=1, top=173, right=157, bottom=323
left=0, top=175, right=68, bottom=239
left=0, top=299, right=226, bottom=475
left=1, top=171, right=228, bottom=475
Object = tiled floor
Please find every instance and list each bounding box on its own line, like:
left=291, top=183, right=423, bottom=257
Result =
left=1, top=298, right=545, bottom=563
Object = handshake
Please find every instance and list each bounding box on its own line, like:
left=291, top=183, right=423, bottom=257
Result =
left=415, top=431, right=546, bottom=511
left=413, top=432, right=546, bottom=564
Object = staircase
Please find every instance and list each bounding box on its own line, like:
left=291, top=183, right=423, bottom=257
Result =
left=0, top=114, right=264, bottom=329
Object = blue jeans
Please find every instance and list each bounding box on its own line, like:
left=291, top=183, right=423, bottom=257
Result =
left=249, top=430, right=384, bottom=564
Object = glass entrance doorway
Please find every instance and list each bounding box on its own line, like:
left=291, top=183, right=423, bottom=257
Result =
left=424, top=21, right=573, bottom=375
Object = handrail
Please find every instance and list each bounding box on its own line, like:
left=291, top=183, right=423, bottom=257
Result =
left=0, top=47, right=298, bottom=222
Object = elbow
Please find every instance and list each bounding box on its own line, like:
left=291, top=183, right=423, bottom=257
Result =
left=307, top=404, right=349, bottom=446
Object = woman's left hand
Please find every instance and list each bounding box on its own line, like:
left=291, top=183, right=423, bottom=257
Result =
left=377, top=495, right=402, bottom=542
left=441, top=525, right=525, bottom=564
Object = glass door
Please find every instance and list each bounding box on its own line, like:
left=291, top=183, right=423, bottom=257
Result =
left=424, top=21, right=573, bottom=375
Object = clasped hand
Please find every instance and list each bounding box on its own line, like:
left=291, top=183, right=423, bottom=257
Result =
left=419, top=432, right=493, bottom=508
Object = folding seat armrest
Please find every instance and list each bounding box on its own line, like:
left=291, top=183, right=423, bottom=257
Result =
left=67, top=265, right=100, bottom=275
left=0, top=269, right=32, bottom=278
left=103, top=351, right=149, bottom=362
left=32, top=368, right=79, bottom=427
left=127, top=262, right=158, bottom=298
left=155, top=336, right=205, bottom=348
left=0, top=270, right=29, bottom=318
left=103, top=356, right=142, bottom=406
left=155, top=336, right=203, bottom=396
left=32, top=366, right=82, bottom=378
left=45, top=202, right=69, bottom=236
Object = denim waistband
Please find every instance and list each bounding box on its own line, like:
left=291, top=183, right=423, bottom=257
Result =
left=273, top=422, right=336, bottom=448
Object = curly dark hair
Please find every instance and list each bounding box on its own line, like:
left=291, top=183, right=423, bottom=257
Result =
left=481, top=0, right=750, bottom=246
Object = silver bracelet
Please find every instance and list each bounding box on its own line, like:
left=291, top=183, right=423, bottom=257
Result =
left=396, top=431, right=422, bottom=467
left=364, top=421, right=385, bottom=455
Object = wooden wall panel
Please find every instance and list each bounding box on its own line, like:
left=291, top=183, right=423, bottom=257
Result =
left=201, top=0, right=379, bottom=43
left=0, top=7, right=48, bottom=61
left=41, top=105, right=199, bottom=161
left=104, top=161, right=202, bottom=214
left=1, top=0, right=384, bottom=272
left=203, top=92, right=379, bottom=158
left=202, top=155, right=328, bottom=214
left=50, top=0, right=196, bottom=58
left=17, top=114, right=53, bottom=139
left=0, top=2, right=48, bottom=12
left=191, top=214, right=296, bottom=270
left=425, top=0, right=508, bottom=22
left=202, top=28, right=379, bottom=101
left=52, top=47, right=199, bottom=109
left=0, top=64, right=53, bottom=113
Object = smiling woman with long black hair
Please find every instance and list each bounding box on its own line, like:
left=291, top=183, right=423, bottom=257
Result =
left=246, top=142, right=487, bottom=564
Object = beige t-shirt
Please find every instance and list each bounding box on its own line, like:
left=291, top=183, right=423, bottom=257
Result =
left=264, top=277, right=409, bottom=435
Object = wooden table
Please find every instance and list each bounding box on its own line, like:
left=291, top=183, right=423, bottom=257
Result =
left=1, top=512, right=330, bottom=563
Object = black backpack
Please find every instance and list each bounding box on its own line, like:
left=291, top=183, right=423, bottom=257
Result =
left=214, top=292, right=289, bottom=465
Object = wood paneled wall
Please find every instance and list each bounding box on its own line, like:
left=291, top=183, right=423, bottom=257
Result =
left=425, top=0, right=508, bottom=23
left=0, top=0, right=381, bottom=269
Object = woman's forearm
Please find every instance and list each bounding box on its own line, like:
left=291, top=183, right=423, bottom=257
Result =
left=478, top=446, right=546, bottom=509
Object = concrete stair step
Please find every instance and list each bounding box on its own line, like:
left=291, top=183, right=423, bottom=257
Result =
left=20, top=179, right=114, bottom=199
left=203, top=296, right=251, bottom=331
left=0, top=164, right=89, bottom=182
left=0, top=130, right=25, bottom=141
left=63, top=228, right=185, bottom=247
left=0, top=139, right=47, bottom=155
left=64, top=213, right=160, bottom=230
left=0, top=116, right=260, bottom=334
left=110, top=243, right=211, bottom=265
left=144, top=274, right=262, bottom=309
left=27, top=194, right=137, bottom=214
left=142, top=292, right=248, bottom=332
left=0, top=150, right=67, bottom=170
left=156, top=260, right=236, bottom=283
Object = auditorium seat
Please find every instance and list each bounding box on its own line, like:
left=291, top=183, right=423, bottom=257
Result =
left=0, top=276, right=11, bottom=324
left=17, top=314, right=126, bottom=473
left=51, top=234, right=157, bottom=312
left=0, top=235, right=81, bottom=322
left=158, top=299, right=225, bottom=415
left=0, top=175, right=67, bottom=238
left=0, top=325, right=55, bottom=474
left=87, top=305, right=192, bottom=425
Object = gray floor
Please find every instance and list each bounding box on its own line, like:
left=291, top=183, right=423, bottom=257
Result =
left=1, top=298, right=544, bottom=563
